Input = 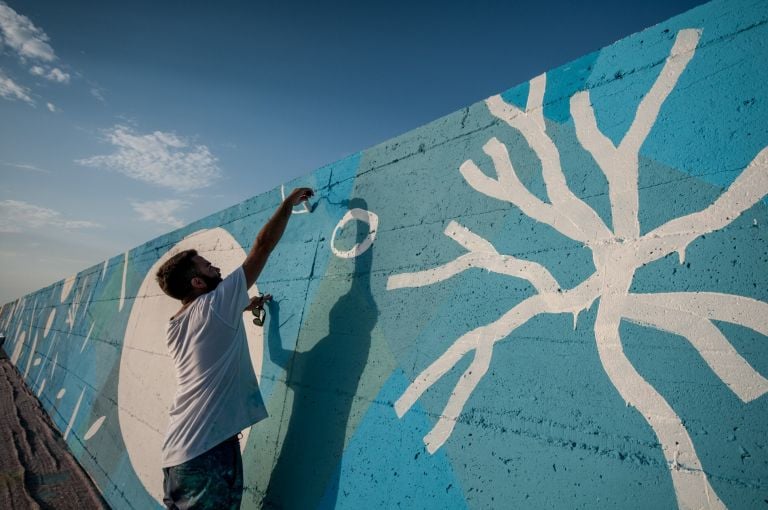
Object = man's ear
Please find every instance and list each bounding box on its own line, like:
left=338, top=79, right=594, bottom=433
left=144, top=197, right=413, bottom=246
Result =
left=190, top=276, right=206, bottom=290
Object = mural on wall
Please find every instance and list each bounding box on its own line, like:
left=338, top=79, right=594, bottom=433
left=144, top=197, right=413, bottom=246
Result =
left=1, top=1, right=766, bottom=509
left=387, top=27, right=767, bottom=510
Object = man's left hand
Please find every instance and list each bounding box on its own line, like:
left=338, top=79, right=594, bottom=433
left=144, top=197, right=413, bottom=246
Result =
left=244, top=294, right=272, bottom=312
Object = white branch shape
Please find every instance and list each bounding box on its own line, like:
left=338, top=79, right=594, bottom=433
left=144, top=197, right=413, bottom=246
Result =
left=638, top=146, right=768, bottom=266
left=624, top=292, right=768, bottom=402
left=482, top=75, right=613, bottom=244
left=386, top=27, right=767, bottom=510
left=387, top=220, right=559, bottom=294
left=594, top=299, right=726, bottom=510
left=572, top=29, right=701, bottom=239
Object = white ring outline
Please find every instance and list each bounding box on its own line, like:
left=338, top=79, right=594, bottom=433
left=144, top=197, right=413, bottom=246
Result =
left=331, top=208, right=379, bottom=258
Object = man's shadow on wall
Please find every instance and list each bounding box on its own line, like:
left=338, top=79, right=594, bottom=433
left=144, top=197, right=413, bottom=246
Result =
left=263, top=198, right=378, bottom=510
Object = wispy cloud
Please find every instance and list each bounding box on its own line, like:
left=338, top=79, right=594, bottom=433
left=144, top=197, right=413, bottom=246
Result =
left=77, top=125, right=222, bottom=191
left=30, top=64, right=70, bottom=83
left=45, top=101, right=56, bottom=112
left=0, top=200, right=101, bottom=233
left=0, top=69, right=33, bottom=103
left=0, top=2, right=70, bottom=107
left=131, top=199, right=188, bottom=228
left=0, top=161, right=49, bottom=173
left=89, top=86, right=105, bottom=103
left=0, top=2, right=55, bottom=61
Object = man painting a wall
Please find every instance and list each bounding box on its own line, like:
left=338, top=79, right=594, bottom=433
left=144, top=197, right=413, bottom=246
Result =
left=154, top=188, right=314, bottom=509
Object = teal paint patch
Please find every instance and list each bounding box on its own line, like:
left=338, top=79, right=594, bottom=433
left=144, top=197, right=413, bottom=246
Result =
left=543, top=51, right=601, bottom=123
left=587, top=0, right=768, bottom=190
left=318, top=370, right=468, bottom=510
left=622, top=319, right=768, bottom=510
left=500, top=80, right=529, bottom=110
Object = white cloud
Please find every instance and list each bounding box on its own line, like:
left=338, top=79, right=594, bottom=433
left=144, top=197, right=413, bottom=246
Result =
left=0, top=2, right=70, bottom=105
left=77, top=125, right=222, bottom=191
left=0, top=2, right=55, bottom=61
left=131, top=199, right=188, bottom=228
left=0, top=200, right=101, bottom=233
left=89, top=86, right=105, bottom=103
left=46, top=101, right=56, bottom=112
left=30, top=64, right=69, bottom=83
left=0, top=69, right=33, bottom=104
left=47, top=67, right=68, bottom=82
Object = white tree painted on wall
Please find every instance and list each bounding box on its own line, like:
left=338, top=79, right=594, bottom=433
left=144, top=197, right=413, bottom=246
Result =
left=387, top=29, right=768, bottom=509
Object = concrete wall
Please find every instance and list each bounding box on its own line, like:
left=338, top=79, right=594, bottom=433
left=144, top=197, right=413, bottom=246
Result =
left=1, top=1, right=767, bottom=508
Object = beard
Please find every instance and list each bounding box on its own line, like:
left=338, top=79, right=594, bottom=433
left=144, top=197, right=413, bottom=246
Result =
left=199, top=273, right=223, bottom=292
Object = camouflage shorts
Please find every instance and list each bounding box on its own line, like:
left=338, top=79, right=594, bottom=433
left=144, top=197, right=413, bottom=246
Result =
left=163, top=436, right=243, bottom=510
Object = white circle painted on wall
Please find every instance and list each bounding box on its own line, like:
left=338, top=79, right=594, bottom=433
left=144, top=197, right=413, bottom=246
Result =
left=118, top=228, right=265, bottom=503
left=330, top=208, right=379, bottom=258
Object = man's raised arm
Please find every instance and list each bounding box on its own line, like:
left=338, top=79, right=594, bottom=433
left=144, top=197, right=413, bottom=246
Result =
left=242, top=187, right=313, bottom=288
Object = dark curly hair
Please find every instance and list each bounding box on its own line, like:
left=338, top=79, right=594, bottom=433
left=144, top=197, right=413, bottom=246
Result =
left=155, top=249, right=199, bottom=300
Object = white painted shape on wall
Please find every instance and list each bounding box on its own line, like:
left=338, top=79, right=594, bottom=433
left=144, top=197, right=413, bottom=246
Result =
left=119, top=227, right=265, bottom=503
left=63, top=387, right=85, bottom=440
left=33, top=357, right=41, bottom=366
left=61, top=276, right=76, bottom=302
left=10, top=331, right=25, bottom=364
left=50, top=352, right=58, bottom=379
left=101, top=259, right=108, bottom=281
left=119, top=251, right=128, bottom=312
left=56, top=388, right=66, bottom=399
left=65, top=280, right=84, bottom=332
left=80, top=323, right=95, bottom=353
left=37, top=378, right=46, bottom=397
left=23, top=332, right=38, bottom=378
left=526, top=73, right=546, bottom=131
left=331, top=208, right=379, bottom=258
left=84, top=416, right=106, bottom=440
left=43, top=309, right=56, bottom=337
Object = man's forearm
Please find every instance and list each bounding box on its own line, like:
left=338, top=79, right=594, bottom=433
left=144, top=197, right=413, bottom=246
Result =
left=251, top=199, right=293, bottom=256
left=242, top=188, right=312, bottom=288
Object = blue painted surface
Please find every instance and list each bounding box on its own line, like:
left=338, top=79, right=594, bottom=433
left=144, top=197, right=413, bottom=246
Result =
left=1, top=1, right=767, bottom=508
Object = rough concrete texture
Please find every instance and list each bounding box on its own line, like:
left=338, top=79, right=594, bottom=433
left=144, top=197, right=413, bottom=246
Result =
left=1, top=0, right=767, bottom=508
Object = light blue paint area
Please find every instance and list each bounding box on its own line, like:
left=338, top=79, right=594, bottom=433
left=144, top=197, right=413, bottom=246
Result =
left=436, top=306, right=678, bottom=509
left=586, top=0, right=768, bottom=190
left=631, top=160, right=768, bottom=299
left=622, top=319, right=768, bottom=510
left=317, top=370, right=468, bottom=510
left=379, top=249, right=678, bottom=507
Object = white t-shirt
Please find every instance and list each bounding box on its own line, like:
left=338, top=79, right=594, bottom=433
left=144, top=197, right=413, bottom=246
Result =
left=161, top=266, right=268, bottom=468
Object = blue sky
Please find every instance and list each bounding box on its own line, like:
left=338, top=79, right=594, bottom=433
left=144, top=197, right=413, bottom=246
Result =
left=0, top=0, right=705, bottom=303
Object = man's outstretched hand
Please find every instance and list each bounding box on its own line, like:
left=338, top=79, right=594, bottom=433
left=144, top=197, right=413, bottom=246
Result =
left=244, top=294, right=272, bottom=312
left=285, top=187, right=314, bottom=206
